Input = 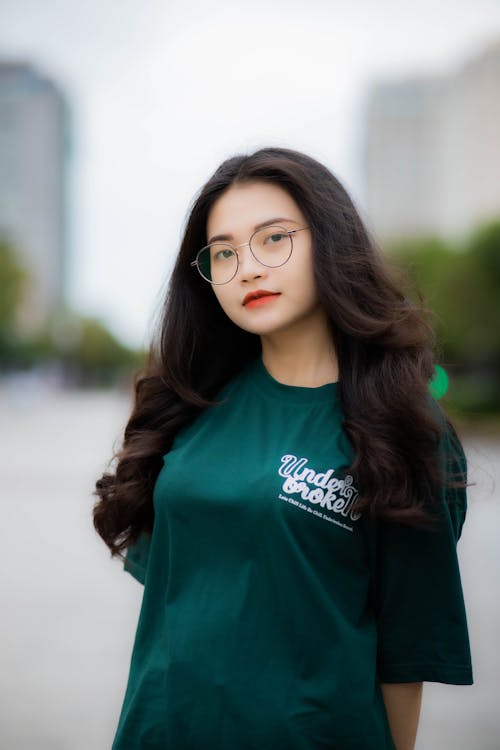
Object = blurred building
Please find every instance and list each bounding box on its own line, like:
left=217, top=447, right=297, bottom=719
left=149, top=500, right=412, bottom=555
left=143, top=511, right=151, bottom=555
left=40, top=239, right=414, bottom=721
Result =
left=364, top=38, right=500, bottom=241
left=0, top=61, right=70, bottom=333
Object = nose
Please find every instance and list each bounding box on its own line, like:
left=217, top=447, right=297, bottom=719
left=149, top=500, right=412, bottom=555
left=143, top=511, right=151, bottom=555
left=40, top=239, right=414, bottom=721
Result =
left=236, top=246, right=268, bottom=281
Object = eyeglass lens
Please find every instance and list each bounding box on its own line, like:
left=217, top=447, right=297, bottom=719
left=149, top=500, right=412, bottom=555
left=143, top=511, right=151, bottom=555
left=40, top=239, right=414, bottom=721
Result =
left=197, top=225, right=293, bottom=284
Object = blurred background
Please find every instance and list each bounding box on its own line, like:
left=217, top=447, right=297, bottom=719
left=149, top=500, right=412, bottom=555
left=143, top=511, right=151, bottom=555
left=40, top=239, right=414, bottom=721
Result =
left=0, top=1, right=499, bottom=748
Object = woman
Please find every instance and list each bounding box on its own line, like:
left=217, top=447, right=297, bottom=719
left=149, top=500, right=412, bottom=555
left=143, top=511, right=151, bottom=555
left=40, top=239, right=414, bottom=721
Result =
left=94, top=146, right=473, bottom=750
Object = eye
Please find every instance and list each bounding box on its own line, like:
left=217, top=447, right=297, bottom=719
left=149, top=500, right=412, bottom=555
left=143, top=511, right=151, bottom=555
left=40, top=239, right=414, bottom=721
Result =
left=213, top=247, right=235, bottom=261
left=265, top=232, right=287, bottom=245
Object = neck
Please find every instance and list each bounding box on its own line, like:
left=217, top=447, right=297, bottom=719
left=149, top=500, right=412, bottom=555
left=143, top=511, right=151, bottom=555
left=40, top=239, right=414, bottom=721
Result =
left=259, top=310, right=339, bottom=387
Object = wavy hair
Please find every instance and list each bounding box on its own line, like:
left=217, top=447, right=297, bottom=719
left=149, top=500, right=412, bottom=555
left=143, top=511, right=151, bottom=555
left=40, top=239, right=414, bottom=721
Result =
left=93, top=146, right=467, bottom=559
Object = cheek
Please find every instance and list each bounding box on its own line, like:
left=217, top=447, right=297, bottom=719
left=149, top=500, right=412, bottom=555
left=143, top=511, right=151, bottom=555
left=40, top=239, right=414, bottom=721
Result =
left=283, top=260, right=318, bottom=302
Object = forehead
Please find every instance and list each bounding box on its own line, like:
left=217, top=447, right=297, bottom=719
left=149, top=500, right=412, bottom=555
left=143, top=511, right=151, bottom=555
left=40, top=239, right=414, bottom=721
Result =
left=206, top=180, right=304, bottom=238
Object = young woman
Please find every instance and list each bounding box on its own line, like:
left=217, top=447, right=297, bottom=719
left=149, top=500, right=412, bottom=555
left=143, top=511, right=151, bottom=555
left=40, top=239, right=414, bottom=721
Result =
left=93, top=146, right=473, bottom=750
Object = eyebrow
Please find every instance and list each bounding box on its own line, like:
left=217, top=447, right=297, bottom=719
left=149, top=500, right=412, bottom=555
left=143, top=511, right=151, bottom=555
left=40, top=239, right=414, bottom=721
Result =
left=207, top=217, right=298, bottom=244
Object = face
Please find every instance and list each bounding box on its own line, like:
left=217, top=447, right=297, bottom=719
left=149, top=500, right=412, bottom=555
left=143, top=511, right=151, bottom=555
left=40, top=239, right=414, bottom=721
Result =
left=205, top=180, right=324, bottom=338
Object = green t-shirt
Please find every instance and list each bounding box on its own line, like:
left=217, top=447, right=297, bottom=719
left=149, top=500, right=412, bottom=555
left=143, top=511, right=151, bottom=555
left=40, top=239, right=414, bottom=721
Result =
left=113, top=355, right=473, bottom=750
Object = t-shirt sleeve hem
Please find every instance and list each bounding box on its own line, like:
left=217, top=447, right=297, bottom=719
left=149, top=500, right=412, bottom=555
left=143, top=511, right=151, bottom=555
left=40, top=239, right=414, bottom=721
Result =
left=123, top=556, right=147, bottom=585
left=378, top=662, right=473, bottom=685
left=122, top=531, right=152, bottom=585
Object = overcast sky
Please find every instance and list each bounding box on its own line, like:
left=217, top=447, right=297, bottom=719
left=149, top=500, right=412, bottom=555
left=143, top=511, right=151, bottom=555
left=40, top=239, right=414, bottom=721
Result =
left=1, top=0, right=500, bottom=347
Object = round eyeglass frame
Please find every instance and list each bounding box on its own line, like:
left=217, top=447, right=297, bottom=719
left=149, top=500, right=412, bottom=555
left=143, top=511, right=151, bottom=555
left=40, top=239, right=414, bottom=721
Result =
left=189, top=225, right=311, bottom=285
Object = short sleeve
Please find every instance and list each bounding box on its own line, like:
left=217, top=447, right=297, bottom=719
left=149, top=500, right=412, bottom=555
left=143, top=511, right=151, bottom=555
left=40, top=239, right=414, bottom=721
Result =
left=441, top=418, right=468, bottom=540
left=123, top=531, right=152, bottom=585
left=372, top=419, right=473, bottom=685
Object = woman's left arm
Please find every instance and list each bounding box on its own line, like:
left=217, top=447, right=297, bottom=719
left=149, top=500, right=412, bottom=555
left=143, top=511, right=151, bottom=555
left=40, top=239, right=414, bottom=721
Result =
left=381, top=682, right=423, bottom=750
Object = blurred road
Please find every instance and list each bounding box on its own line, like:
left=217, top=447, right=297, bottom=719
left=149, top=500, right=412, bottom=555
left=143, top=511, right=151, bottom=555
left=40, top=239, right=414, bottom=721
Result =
left=0, top=385, right=498, bottom=749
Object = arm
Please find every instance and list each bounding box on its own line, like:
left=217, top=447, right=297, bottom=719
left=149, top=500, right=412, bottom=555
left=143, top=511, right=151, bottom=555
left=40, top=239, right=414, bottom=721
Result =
left=381, top=682, right=423, bottom=750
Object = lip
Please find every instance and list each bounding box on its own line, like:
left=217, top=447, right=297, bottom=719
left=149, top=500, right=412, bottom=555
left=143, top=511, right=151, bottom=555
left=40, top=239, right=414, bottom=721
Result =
left=245, top=295, right=281, bottom=309
left=242, top=289, right=281, bottom=306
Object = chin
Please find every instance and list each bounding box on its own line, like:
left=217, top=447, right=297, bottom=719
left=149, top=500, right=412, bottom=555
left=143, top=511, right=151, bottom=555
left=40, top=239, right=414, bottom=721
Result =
left=238, top=318, right=292, bottom=337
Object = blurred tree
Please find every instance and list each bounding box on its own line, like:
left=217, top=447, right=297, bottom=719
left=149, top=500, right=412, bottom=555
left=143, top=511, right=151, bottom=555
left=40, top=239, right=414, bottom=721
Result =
left=0, top=238, right=28, bottom=345
left=468, top=219, right=500, bottom=281
left=70, top=316, right=139, bottom=370
left=384, top=236, right=452, bottom=304
left=0, top=239, right=144, bottom=385
left=387, top=220, right=500, bottom=417
left=48, top=313, right=145, bottom=387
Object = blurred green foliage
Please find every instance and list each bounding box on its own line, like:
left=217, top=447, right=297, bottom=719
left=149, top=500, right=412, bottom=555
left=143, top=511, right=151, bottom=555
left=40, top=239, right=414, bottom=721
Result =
left=0, top=238, right=28, bottom=338
left=1, top=223, right=499, bottom=417
left=387, top=219, right=500, bottom=421
left=0, top=238, right=146, bottom=388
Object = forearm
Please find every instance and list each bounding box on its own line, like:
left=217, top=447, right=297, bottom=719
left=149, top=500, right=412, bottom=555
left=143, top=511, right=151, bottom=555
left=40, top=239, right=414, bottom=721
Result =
left=380, top=682, right=423, bottom=750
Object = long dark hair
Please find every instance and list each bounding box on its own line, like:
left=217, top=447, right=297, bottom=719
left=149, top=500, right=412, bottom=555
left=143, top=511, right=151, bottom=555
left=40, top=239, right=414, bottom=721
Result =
left=93, top=146, right=467, bottom=559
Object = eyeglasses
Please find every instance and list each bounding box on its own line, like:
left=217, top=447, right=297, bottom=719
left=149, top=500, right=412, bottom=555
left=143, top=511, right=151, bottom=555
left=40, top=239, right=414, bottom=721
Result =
left=190, top=225, right=310, bottom=285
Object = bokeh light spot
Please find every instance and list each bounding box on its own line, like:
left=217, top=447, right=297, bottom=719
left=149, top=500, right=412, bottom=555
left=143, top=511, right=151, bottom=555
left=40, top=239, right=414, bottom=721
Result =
left=429, top=364, right=449, bottom=399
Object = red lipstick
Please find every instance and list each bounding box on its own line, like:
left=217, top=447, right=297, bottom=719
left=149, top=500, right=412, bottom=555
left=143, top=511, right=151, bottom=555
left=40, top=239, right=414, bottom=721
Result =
left=243, top=289, right=281, bottom=307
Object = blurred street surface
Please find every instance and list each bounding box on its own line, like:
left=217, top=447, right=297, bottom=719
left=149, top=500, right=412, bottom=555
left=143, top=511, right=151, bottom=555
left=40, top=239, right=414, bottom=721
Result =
left=0, top=386, right=498, bottom=749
